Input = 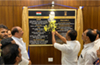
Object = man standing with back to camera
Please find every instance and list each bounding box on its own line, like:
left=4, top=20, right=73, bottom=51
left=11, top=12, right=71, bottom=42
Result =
left=52, top=29, right=80, bottom=65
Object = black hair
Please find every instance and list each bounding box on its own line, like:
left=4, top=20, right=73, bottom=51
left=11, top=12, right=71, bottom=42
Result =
left=1, top=44, right=19, bottom=64
left=96, top=30, right=100, bottom=38
left=88, top=28, right=93, bottom=30
left=68, top=29, right=77, bottom=40
left=0, top=24, right=8, bottom=30
left=1, top=38, right=14, bottom=49
left=11, top=28, right=19, bottom=35
left=0, top=57, right=4, bottom=65
left=86, top=30, right=97, bottom=42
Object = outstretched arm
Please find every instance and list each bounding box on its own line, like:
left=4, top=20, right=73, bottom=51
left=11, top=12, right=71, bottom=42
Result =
left=52, top=31, right=56, bottom=45
left=52, top=31, right=68, bottom=52
left=55, top=31, right=67, bottom=43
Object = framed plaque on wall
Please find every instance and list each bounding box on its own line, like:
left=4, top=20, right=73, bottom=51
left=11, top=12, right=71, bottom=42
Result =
left=28, top=9, right=76, bottom=45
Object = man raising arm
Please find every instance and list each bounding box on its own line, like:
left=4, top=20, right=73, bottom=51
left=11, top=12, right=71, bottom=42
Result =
left=52, top=29, right=80, bottom=65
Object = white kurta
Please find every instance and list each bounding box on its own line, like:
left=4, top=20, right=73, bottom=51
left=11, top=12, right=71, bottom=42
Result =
left=54, top=40, right=80, bottom=65
left=94, top=39, right=100, bottom=49
left=78, top=42, right=98, bottom=65
left=12, top=36, right=29, bottom=65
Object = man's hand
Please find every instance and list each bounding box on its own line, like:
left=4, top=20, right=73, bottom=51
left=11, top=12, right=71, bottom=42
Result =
left=55, top=31, right=66, bottom=43
left=28, top=60, right=32, bottom=65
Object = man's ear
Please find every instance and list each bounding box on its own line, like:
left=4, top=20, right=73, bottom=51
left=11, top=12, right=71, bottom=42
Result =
left=68, top=36, right=71, bottom=40
left=15, top=32, right=18, bottom=35
left=15, top=56, right=19, bottom=63
left=95, top=34, right=99, bottom=40
left=97, top=34, right=99, bottom=38
left=11, top=40, right=16, bottom=44
left=86, top=36, right=89, bottom=41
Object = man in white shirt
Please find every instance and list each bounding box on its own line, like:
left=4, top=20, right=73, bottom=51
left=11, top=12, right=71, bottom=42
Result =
left=97, top=47, right=100, bottom=59
left=11, top=26, right=31, bottom=65
left=52, top=29, right=80, bottom=65
left=92, top=29, right=100, bottom=65
left=94, top=29, right=100, bottom=49
left=94, top=47, right=100, bottom=65
left=78, top=29, right=97, bottom=65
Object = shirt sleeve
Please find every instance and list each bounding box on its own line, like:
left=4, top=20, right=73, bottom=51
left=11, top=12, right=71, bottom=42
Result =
left=54, top=42, right=72, bottom=53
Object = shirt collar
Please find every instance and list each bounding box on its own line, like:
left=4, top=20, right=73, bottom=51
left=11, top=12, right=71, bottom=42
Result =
left=67, top=40, right=76, bottom=42
left=12, top=36, right=22, bottom=41
left=67, top=40, right=76, bottom=44
left=84, top=42, right=94, bottom=49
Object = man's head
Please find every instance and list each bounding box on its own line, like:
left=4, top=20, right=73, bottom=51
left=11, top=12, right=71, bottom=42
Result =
left=1, top=44, right=22, bottom=64
left=66, top=29, right=77, bottom=41
left=0, top=24, right=8, bottom=40
left=94, top=29, right=100, bottom=40
left=8, top=30, right=12, bottom=38
left=11, top=26, right=24, bottom=38
left=82, top=29, right=97, bottom=43
left=1, top=38, right=16, bottom=49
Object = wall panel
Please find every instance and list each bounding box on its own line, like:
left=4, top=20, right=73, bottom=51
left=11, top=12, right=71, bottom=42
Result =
left=7, top=6, right=14, bottom=29
left=2, top=0, right=8, bottom=6
left=81, top=0, right=98, bottom=6
left=90, top=7, right=98, bottom=29
left=82, top=6, right=98, bottom=30
left=98, top=6, right=100, bottom=30
left=13, top=6, right=22, bottom=27
left=0, top=6, right=6, bottom=25
left=29, top=46, right=61, bottom=64
left=20, top=0, right=28, bottom=6
left=14, top=0, right=21, bottom=6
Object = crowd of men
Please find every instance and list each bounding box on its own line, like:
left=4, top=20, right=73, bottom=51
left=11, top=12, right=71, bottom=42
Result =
left=0, top=24, right=31, bottom=65
left=0, top=24, right=100, bottom=65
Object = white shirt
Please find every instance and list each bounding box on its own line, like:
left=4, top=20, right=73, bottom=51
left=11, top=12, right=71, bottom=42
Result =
left=94, top=39, right=100, bottom=49
left=54, top=40, right=80, bottom=65
left=12, top=36, right=29, bottom=65
left=78, top=42, right=98, bottom=65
